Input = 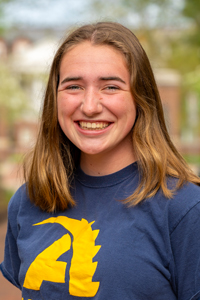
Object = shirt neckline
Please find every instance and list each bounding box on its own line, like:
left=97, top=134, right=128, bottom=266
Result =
left=75, top=162, right=138, bottom=188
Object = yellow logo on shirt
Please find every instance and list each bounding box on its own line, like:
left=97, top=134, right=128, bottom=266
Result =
left=23, top=216, right=101, bottom=297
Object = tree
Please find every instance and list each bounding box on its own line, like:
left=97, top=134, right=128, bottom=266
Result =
left=91, top=0, right=184, bottom=29
left=0, top=0, right=15, bottom=32
left=182, top=0, right=200, bottom=28
left=0, top=62, right=29, bottom=123
left=90, top=0, right=187, bottom=67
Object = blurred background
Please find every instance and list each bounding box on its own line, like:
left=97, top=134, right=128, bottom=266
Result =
left=0, top=0, right=200, bottom=297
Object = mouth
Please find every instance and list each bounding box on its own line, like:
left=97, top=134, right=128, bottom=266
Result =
left=78, top=121, right=110, bottom=130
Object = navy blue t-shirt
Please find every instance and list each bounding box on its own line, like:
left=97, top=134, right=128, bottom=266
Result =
left=1, top=163, right=200, bottom=300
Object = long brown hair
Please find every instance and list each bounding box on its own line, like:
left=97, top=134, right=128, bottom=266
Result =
left=24, top=22, right=200, bottom=212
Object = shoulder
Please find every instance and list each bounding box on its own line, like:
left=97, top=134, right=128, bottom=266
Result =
left=7, top=184, right=32, bottom=238
left=142, top=181, right=200, bottom=235
left=167, top=182, right=200, bottom=234
left=166, top=183, right=200, bottom=299
left=8, top=183, right=29, bottom=214
left=142, top=182, right=200, bottom=278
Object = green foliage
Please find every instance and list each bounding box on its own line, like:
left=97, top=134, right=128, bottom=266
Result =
left=184, top=68, right=200, bottom=94
left=0, top=186, right=13, bottom=223
left=182, top=0, right=200, bottom=27
left=166, top=37, right=199, bottom=73
left=0, top=0, right=15, bottom=32
left=91, top=0, right=184, bottom=29
left=0, top=62, right=29, bottom=123
left=183, top=154, right=200, bottom=165
left=0, top=185, right=14, bottom=207
left=0, top=0, right=14, bottom=9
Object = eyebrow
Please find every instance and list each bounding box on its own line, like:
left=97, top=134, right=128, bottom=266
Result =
left=60, top=77, right=82, bottom=85
left=60, top=76, right=126, bottom=85
left=99, top=76, right=126, bottom=84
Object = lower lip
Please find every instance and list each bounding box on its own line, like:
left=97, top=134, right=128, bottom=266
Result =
left=75, top=122, right=113, bottom=135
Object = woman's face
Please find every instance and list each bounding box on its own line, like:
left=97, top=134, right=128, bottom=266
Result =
left=57, top=41, right=136, bottom=162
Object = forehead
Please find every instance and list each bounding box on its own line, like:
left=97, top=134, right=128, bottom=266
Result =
left=60, top=41, right=128, bottom=70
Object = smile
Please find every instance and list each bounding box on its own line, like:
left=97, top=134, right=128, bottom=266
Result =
left=79, top=121, right=110, bottom=130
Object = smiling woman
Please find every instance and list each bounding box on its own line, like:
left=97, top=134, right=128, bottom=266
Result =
left=1, top=22, right=200, bottom=300
left=57, top=41, right=136, bottom=171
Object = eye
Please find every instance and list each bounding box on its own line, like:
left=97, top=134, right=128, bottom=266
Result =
left=66, top=85, right=81, bottom=90
left=105, top=85, right=120, bottom=91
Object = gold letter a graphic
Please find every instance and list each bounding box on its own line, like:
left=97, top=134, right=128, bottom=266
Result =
left=23, top=216, right=101, bottom=297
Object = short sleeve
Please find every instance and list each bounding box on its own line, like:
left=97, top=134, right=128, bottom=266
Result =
left=0, top=190, right=23, bottom=290
left=170, top=201, right=200, bottom=300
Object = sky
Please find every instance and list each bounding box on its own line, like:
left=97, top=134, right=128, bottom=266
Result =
left=2, top=0, right=95, bottom=27
left=1, top=0, right=187, bottom=30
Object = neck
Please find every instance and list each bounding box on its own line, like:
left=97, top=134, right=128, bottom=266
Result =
left=80, top=144, right=136, bottom=176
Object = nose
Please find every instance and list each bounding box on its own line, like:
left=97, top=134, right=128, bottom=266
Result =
left=81, top=89, right=102, bottom=116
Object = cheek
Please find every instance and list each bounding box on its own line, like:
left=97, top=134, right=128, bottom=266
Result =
left=110, top=97, right=136, bottom=121
left=57, top=95, right=76, bottom=119
left=120, top=102, right=137, bottom=132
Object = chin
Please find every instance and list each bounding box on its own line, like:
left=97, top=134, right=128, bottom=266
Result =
left=79, top=146, right=106, bottom=156
left=81, top=150, right=103, bottom=156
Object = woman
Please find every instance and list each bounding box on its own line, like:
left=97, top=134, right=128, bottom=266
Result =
left=1, top=22, right=200, bottom=300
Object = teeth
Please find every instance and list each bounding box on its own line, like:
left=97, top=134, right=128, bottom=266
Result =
left=79, top=122, right=109, bottom=130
